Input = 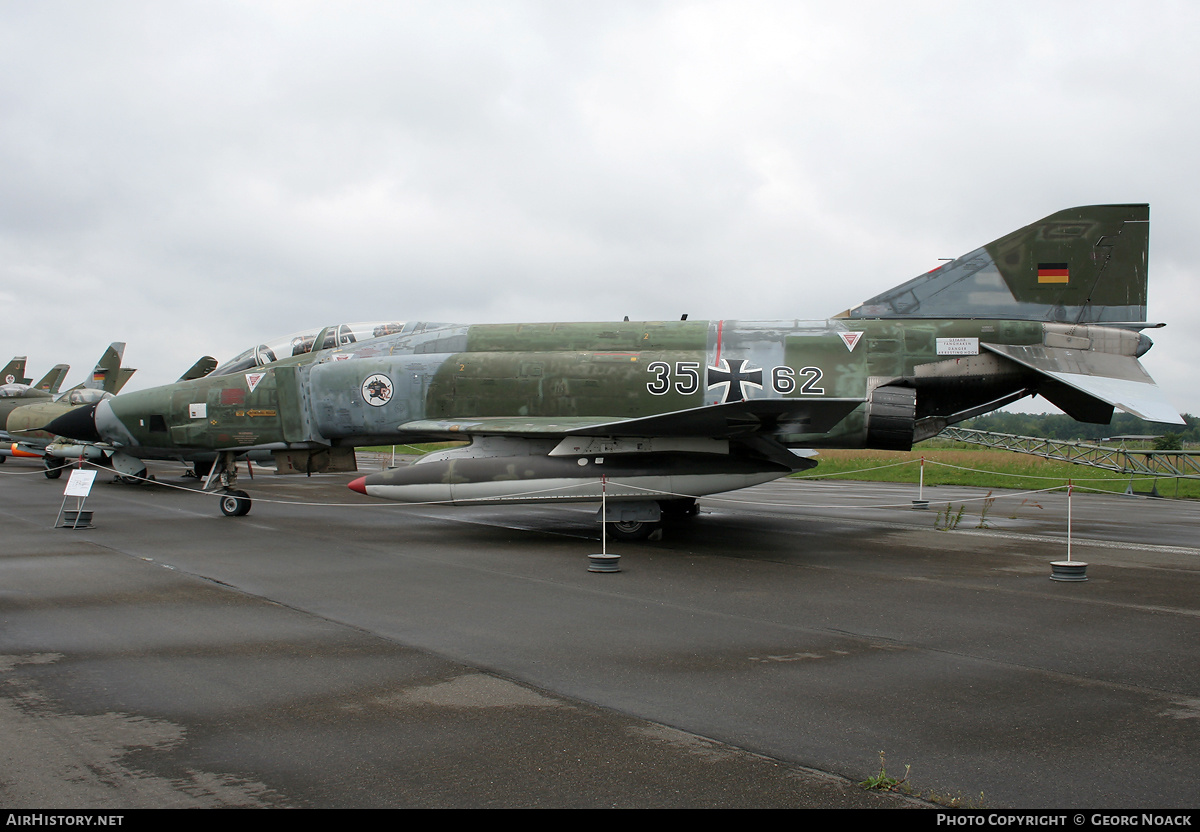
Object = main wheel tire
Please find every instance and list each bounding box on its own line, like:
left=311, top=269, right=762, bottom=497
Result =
left=44, top=458, right=64, bottom=479
left=219, top=490, right=251, bottom=517
left=606, top=519, right=661, bottom=541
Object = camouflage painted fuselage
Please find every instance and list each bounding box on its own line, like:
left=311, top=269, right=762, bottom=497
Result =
left=86, top=315, right=1134, bottom=458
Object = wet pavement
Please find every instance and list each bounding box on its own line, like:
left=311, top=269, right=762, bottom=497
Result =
left=2, top=456, right=1198, bottom=808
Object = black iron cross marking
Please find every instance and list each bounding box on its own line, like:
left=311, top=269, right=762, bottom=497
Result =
left=707, top=358, right=763, bottom=403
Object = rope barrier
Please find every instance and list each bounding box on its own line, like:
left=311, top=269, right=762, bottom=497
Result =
left=921, top=458, right=1149, bottom=482
left=4, top=451, right=1184, bottom=514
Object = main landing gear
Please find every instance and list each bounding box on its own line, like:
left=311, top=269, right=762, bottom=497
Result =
left=603, top=498, right=700, bottom=541
left=43, top=455, right=67, bottom=479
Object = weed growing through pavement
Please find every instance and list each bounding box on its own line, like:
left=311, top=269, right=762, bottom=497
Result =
left=859, top=751, right=987, bottom=808
left=975, top=491, right=995, bottom=528
left=861, top=750, right=910, bottom=791
left=935, top=503, right=965, bottom=531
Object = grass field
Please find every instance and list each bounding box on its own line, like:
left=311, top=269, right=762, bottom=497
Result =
left=797, top=446, right=1200, bottom=500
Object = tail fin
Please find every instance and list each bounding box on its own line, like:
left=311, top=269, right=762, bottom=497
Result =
left=34, top=364, right=70, bottom=394
left=839, top=204, right=1149, bottom=324
left=84, top=342, right=137, bottom=394
left=2, top=356, right=31, bottom=386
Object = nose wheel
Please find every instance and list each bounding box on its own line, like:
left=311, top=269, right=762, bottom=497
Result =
left=219, top=489, right=252, bottom=517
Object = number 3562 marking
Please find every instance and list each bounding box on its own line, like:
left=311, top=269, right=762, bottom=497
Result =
left=646, top=362, right=823, bottom=396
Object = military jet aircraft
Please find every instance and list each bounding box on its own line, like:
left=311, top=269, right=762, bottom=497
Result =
left=48, top=205, right=1182, bottom=536
left=0, top=361, right=69, bottom=464
left=0, top=361, right=70, bottom=405
left=37, top=354, right=223, bottom=480
left=44, top=323, right=402, bottom=489
left=2, top=343, right=135, bottom=475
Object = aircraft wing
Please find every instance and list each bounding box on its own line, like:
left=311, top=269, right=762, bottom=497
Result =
left=397, top=398, right=864, bottom=439
left=983, top=343, right=1184, bottom=425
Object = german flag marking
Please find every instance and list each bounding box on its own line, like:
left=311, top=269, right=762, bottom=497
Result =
left=1037, top=262, right=1070, bottom=284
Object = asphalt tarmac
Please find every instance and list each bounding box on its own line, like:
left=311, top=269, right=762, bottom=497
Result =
left=2, top=455, right=1199, bottom=809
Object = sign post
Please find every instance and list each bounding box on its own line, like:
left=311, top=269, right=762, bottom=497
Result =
left=55, top=469, right=98, bottom=529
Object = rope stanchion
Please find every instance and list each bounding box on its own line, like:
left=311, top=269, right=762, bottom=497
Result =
left=913, top=456, right=929, bottom=510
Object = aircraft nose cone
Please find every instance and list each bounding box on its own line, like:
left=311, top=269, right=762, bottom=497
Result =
left=348, top=476, right=367, bottom=495
left=45, top=403, right=101, bottom=442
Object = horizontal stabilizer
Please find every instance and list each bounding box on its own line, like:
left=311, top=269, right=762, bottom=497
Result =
left=984, top=344, right=1184, bottom=425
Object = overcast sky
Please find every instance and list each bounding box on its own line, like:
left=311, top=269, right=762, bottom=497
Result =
left=3, top=1, right=1197, bottom=418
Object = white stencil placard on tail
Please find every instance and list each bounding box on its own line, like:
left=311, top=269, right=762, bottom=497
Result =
left=937, top=337, right=979, bottom=356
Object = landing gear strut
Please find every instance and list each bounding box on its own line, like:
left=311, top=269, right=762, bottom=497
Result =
left=597, top=497, right=702, bottom=541
left=43, top=455, right=66, bottom=479
left=205, top=451, right=252, bottom=517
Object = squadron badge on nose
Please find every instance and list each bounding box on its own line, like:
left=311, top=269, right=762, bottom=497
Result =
left=362, top=373, right=393, bottom=407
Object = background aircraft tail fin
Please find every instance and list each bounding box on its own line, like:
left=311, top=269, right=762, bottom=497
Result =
left=35, top=364, right=70, bottom=393
left=839, top=204, right=1150, bottom=324
left=2, top=356, right=31, bottom=386
left=85, top=342, right=137, bottom=394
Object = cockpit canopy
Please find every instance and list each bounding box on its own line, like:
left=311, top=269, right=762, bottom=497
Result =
left=211, top=322, right=405, bottom=377
left=0, top=383, right=34, bottom=398
left=62, top=388, right=114, bottom=406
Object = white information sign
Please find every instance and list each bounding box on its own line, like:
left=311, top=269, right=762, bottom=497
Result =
left=936, top=337, right=979, bottom=356
left=63, top=469, right=97, bottom=498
